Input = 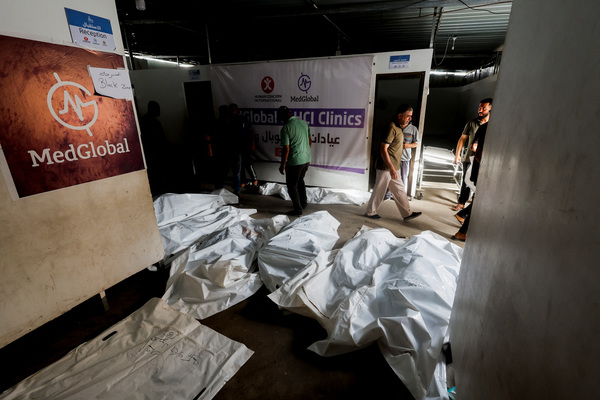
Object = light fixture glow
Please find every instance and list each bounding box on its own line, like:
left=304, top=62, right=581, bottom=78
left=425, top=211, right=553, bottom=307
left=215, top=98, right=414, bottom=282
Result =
left=430, top=70, right=469, bottom=76
left=125, top=54, right=196, bottom=68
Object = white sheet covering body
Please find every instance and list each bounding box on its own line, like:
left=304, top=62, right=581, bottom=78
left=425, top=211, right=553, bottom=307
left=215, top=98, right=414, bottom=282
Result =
left=269, top=227, right=404, bottom=325
left=257, top=211, right=340, bottom=292
left=269, top=229, right=462, bottom=400
left=162, top=215, right=290, bottom=319
left=259, top=182, right=371, bottom=205
left=0, top=298, right=253, bottom=400
left=154, top=192, right=256, bottom=259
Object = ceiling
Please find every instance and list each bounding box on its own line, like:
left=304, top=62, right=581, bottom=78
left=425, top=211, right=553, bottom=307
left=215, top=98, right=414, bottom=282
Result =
left=115, top=0, right=512, bottom=72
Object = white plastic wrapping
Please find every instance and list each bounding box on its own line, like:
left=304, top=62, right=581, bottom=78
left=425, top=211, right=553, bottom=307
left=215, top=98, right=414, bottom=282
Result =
left=0, top=298, right=253, bottom=400
left=259, top=182, right=371, bottom=205
left=268, top=229, right=462, bottom=400
left=269, top=227, right=404, bottom=325
left=154, top=192, right=256, bottom=259
left=162, top=215, right=290, bottom=319
left=257, top=211, right=340, bottom=292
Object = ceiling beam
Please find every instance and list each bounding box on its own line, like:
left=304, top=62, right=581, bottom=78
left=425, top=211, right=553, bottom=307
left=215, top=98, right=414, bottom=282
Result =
left=120, top=1, right=512, bottom=24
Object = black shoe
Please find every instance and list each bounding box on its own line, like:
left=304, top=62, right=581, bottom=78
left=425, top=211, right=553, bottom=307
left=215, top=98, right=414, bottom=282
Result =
left=366, top=214, right=382, bottom=219
left=404, top=211, right=422, bottom=221
left=287, top=209, right=303, bottom=216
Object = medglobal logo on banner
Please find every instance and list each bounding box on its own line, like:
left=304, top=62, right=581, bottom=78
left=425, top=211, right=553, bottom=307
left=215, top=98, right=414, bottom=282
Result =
left=211, top=55, right=374, bottom=174
left=291, top=72, right=319, bottom=103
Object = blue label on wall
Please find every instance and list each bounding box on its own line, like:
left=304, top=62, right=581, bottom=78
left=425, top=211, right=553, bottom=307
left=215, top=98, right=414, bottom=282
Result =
left=65, top=8, right=115, bottom=51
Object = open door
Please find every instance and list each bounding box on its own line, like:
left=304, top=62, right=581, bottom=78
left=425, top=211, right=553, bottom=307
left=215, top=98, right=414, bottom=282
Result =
left=370, top=72, right=425, bottom=198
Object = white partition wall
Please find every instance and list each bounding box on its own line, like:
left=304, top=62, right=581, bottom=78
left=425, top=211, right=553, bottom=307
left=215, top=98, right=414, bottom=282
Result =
left=0, top=0, right=164, bottom=348
left=204, top=50, right=430, bottom=192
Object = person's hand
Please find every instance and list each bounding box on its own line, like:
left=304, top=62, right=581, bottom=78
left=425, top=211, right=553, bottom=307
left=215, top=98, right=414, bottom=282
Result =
left=454, top=156, right=460, bottom=164
left=279, top=164, right=285, bottom=175
left=390, top=169, right=398, bottom=180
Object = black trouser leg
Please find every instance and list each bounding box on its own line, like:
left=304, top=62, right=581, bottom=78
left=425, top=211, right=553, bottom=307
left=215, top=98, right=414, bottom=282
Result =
left=457, top=199, right=473, bottom=218
left=458, top=201, right=472, bottom=234
left=285, top=163, right=309, bottom=213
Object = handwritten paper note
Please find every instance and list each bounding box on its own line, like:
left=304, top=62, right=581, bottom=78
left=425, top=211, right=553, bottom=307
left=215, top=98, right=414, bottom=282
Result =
left=89, top=66, right=133, bottom=100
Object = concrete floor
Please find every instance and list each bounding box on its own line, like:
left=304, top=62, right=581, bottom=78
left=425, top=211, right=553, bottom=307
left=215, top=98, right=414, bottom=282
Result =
left=0, top=185, right=465, bottom=399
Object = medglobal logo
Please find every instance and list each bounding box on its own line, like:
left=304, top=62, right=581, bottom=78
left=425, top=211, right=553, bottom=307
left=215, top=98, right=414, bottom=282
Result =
left=291, top=72, right=320, bottom=103
left=290, top=95, right=319, bottom=103
left=297, top=73, right=311, bottom=93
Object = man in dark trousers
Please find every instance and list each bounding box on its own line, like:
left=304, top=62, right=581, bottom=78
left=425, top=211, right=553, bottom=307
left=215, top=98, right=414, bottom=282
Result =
left=277, top=106, right=312, bottom=216
left=452, top=120, right=489, bottom=242
left=452, top=98, right=493, bottom=211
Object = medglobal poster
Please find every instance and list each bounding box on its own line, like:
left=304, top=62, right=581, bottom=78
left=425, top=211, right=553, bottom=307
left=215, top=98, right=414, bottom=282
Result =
left=0, top=34, right=144, bottom=199
left=211, top=56, right=374, bottom=174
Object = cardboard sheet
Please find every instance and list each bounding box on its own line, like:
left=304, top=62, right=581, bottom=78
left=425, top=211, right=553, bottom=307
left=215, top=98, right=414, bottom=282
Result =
left=0, top=298, right=253, bottom=400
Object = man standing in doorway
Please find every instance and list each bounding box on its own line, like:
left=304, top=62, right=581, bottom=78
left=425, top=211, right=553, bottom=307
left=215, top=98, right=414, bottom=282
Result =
left=400, top=115, right=420, bottom=192
left=452, top=98, right=493, bottom=211
left=365, top=104, right=422, bottom=221
left=278, top=106, right=312, bottom=216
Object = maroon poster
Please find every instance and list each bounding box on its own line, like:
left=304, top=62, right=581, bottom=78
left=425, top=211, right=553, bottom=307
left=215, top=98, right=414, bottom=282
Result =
left=0, top=34, right=145, bottom=198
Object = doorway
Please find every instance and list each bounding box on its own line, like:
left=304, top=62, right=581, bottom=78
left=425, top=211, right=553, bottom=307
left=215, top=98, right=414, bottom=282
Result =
left=370, top=72, right=425, bottom=196
left=183, top=81, right=215, bottom=186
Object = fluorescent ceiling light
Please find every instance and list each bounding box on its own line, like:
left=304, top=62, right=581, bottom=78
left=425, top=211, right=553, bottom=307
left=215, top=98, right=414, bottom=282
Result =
left=125, top=53, right=195, bottom=68
left=430, top=70, right=469, bottom=76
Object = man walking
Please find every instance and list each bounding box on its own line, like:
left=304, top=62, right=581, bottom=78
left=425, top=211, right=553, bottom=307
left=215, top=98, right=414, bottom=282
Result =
left=277, top=106, right=312, bottom=216
left=365, top=104, right=422, bottom=222
left=452, top=98, right=493, bottom=211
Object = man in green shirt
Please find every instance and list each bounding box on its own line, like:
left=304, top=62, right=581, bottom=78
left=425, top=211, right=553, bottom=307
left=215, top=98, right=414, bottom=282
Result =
left=277, top=106, right=312, bottom=216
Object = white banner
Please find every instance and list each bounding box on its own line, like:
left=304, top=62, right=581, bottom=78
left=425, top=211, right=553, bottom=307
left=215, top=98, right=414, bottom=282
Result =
left=211, top=56, right=374, bottom=174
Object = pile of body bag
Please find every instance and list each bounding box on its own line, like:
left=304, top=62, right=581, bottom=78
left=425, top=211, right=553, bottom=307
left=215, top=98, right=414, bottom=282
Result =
left=155, top=192, right=291, bottom=319
left=154, top=193, right=462, bottom=399
left=264, top=225, right=463, bottom=400
left=6, top=192, right=461, bottom=400
left=259, top=182, right=371, bottom=206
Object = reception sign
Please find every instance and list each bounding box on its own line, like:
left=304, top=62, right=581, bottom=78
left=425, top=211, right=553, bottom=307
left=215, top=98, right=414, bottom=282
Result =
left=65, top=8, right=116, bottom=51
left=211, top=56, right=374, bottom=174
left=0, top=34, right=144, bottom=198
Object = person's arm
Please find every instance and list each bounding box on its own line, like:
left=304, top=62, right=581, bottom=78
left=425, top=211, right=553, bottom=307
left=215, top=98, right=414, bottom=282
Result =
left=380, top=143, right=398, bottom=180
left=279, top=145, right=289, bottom=174
left=403, top=142, right=419, bottom=149
left=454, top=134, right=468, bottom=164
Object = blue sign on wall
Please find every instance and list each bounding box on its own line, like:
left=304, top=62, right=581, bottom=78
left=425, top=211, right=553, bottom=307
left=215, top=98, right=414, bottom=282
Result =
left=389, top=55, right=411, bottom=69
left=65, top=8, right=115, bottom=51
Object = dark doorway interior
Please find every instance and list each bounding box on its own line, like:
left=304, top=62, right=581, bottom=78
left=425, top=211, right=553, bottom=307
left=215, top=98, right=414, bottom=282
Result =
left=370, top=73, right=425, bottom=195
left=183, top=81, right=216, bottom=186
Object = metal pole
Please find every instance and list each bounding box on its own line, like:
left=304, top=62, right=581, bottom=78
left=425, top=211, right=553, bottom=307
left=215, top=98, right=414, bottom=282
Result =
left=206, top=24, right=212, bottom=64
left=122, top=23, right=135, bottom=70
